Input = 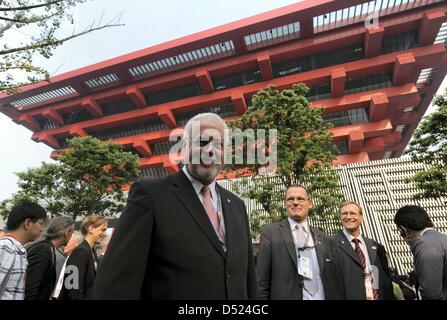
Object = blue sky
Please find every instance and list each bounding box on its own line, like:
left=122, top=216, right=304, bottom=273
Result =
left=0, top=0, right=445, bottom=202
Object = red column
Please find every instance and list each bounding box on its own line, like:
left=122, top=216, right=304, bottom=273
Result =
left=419, top=10, right=446, bottom=46
left=348, top=130, right=365, bottom=153
left=331, top=67, right=346, bottom=98
left=257, top=54, right=273, bottom=81
left=393, top=53, right=416, bottom=86
left=365, top=26, right=384, bottom=58
left=369, top=93, right=389, bottom=122
left=196, top=70, right=215, bottom=93
left=231, top=91, right=247, bottom=115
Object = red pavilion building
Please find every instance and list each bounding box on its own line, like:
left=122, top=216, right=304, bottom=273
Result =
left=1, top=0, right=446, bottom=178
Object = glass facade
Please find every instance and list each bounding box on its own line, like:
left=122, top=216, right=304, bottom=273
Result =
left=306, top=83, right=331, bottom=101
left=335, top=140, right=348, bottom=154
left=272, top=44, right=364, bottom=78
left=323, top=108, right=369, bottom=127
left=141, top=166, right=170, bottom=178
left=150, top=141, right=178, bottom=156
left=213, top=69, right=261, bottom=91
left=176, top=102, right=238, bottom=126
left=345, top=73, right=392, bottom=95
left=145, top=83, right=202, bottom=106
left=90, top=118, right=168, bottom=141
left=62, top=108, right=95, bottom=125
left=101, top=99, right=137, bottom=116
left=381, top=31, right=418, bottom=54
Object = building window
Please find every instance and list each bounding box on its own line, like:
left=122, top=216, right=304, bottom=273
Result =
left=272, top=44, right=364, bottom=78
left=381, top=31, right=418, bottom=54
left=141, top=166, right=169, bottom=178
left=101, top=99, right=137, bottom=116
left=91, top=118, right=168, bottom=141
left=62, top=109, right=95, bottom=125
left=150, top=141, right=178, bottom=156
left=306, top=83, right=331, bottom=101
left=38, top=117, right=60, bottom=131
left=176, top=102, right=238, bottom=126
left=335, top=140, right=348, bottom=154
left=145, top=83, right=202, bottom=106
left=213, top=69, right=261, bottom=91
left=345, top=73, right=392, bottom=95
left=323, top=108, right=369, bottom=127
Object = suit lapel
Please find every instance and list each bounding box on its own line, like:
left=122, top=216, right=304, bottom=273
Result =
left=335, top=231, right=363, bottom=268
left=279, top=220, right=297, bottom=270
left=218, top=185, right=237, bottom=256
left=311, top=228, right=326, bottom=275
left=171, top=171, right=226, bottom=259
left=363, top=237, right=377, bottom=265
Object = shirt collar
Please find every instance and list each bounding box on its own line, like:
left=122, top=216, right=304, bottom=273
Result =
left=288, top=218, right=310, bottom=233
left=343, top=228, right=365, bottom=245
left=2, top=235, right=27, bottom=255
left=182, top=166, right=218, bottom=199
left=421, top=227, right=434, bottom=237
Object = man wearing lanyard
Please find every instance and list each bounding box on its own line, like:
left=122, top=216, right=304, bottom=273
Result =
left=257, top=185, right=346, bottom=300
left=0, top=201, right=47, bottom=300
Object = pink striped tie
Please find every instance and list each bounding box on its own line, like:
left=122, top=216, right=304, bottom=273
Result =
left=201, top=185, right=224, bottom=240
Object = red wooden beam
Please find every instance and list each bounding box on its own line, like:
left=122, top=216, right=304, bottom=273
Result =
left=369, top=93, right=389, bottom=122
left=81, top=97, right=103, bottom=118
left=257, top=54, right=273, bottom=81
left=158, top=106, right=177, bottom=128
left=393, top=52, right=416, bottom=86
left=419, top=9, right=446, bottom=46
left=15, top=114, right=41, bottom=131
left=348, top=130, right=365, bottom=153
left=231, top=91, right=247, bottom=115
left=42, top=108, right=65, bottom=126
left=126, top=85, right=147, bottom=109
left=196, top=70, right=215, bottom=93
left=365, top=26, right=385, bottom=58
left=331, top=67, right=346, bottom=98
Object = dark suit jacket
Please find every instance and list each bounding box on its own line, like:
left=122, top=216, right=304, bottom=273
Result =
left=60, top=240, right=97, bottom=300
left=256, top=220, right=346, bottom=300
left=92, top=170, right=257, bottom=300
left=333, top=231, right=394, bottom=300
left=25, top=239, right=57, bottom=300
left=411, top=229, right=447, bottom=300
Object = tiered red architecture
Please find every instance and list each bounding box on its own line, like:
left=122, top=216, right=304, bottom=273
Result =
left=1, top=0, right=447, bottom=178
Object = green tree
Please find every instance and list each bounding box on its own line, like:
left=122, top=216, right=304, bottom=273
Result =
left=227, top=84, right=344, bottom=239
left=1, top=0, right=122, bottom=93
left=10, top=136, right=139, bottom=220
left=0, top=193, right=37, bottom=221
left=405, top=88, right=447, bottom=199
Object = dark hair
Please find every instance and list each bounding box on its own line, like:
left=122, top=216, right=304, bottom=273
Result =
left=394, top=205, right=434, bottom=231
left=285, top=184, right=309, bottom=200
left=6, top=200, right=47, bottom=231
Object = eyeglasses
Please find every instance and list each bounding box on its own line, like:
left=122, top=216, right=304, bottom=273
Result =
left=189, top=137, right=225, bottom=149
left=286, top=197, right=309, bottom=204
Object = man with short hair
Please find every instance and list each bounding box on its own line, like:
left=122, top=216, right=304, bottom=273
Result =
left=394, top=205, right=447, bottom=300
left=333, top=201, right=394, bottom=300
left=93, top=113, right=257, bottom=299
left=257, top=185, right=345, bottom=300
left=25, top=216, right=74, bottom=300
left=0, top=201, right=47, bottom=300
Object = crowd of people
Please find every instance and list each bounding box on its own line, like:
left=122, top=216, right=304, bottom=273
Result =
left=0, top=112, right=446, bottom=300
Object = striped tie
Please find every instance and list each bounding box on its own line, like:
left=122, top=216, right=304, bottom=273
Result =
left=352, top=238, right=380, bottom=300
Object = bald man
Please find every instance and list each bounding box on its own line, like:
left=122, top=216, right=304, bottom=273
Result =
left=93, top=113, right=257, bottom=300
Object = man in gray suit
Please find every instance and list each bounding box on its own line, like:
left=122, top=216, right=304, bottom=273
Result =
left=394, top=205, right=447, bottom=300
left=256, top=185, right=345, bottom=300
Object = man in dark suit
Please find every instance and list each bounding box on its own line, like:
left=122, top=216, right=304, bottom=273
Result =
left=394, top=205, right=447, bottom=300
left=93, top=113, right=257, bottom=300
left=333, top=201, right=394, bottom=300
left=25, top=216, right=74, bottom=300
left=257, top=185, right=345, bottom=300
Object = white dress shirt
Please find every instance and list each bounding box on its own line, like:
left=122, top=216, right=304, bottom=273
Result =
left=342, top=229, right=375, bottom=299
left=182, top=166, right=226, bottom=244
left=289, top=218, right=325, bottom=300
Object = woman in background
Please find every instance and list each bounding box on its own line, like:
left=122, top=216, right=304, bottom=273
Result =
left=60, top=215, right=107, bottom=300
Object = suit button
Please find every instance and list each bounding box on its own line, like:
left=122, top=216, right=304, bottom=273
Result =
left=226, top=272, right=231, bottom=279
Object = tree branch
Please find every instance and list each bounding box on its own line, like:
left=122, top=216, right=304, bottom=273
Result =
left=0, top=11, right=60, bottom=24
left=0, top=0, right=65, bottom=12
left=0, top=21, right=124, bottom=55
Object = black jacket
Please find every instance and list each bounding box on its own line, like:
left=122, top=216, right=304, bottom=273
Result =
left=333, top=231, right=394, bottom=300
left=25, top=239, right=57, bottom=300
left=93, top=170, right=257, bottom=300
left=256, top=220, right=346, bottom=300
left=60, top=240, right=97, bottom=300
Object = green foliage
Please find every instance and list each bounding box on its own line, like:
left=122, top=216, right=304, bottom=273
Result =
left=11, top=136, right=139, bottom=220
left=0, top=0, right=122, bottom=93
left=0, top=193, right=37, bottom=221
left=227, top=84, right=344, bottom=239
left=405, top=89, right=447, bottom=199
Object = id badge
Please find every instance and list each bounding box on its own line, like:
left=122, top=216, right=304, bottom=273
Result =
left=298, top=256, right=313, bottom=279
